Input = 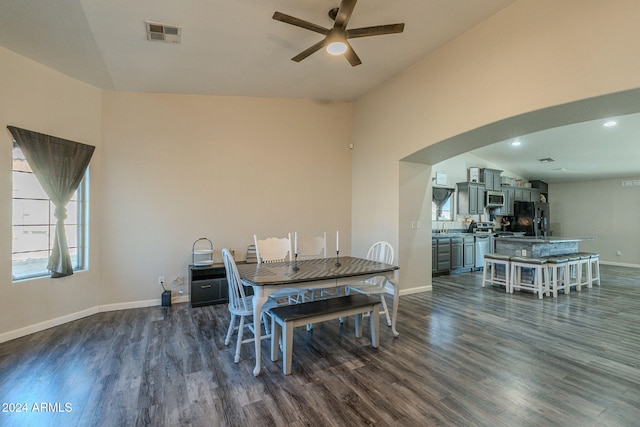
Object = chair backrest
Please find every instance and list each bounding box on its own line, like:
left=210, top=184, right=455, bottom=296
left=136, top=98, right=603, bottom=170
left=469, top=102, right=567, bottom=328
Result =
left=295, top=232, right=327, bottom=260
left=254, top=234, right=293, bottom=264
left=222, top=248, right=249, bottom=312
left=367, top=241, right=394, bottom=264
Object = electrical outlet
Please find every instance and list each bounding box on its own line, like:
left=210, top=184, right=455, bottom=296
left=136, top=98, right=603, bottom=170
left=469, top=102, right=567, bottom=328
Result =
left=522, top=249, right=527, bottom=256
left=616, top=250, right=622, bottom=256
left=158, top=276, right=165, bottom=286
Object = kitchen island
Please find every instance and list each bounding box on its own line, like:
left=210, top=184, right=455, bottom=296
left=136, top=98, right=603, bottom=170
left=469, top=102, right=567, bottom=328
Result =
left=494, top=236, right=593, bottom=258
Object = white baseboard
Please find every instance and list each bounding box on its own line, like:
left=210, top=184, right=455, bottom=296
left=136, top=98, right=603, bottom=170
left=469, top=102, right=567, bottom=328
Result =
left=0, top=294, right=191, bottom=344
left=399, top=285, right=432, bottom=295
left=0, top=307, right=98, bottom=344
left=600, top=261, right=640, bottom=269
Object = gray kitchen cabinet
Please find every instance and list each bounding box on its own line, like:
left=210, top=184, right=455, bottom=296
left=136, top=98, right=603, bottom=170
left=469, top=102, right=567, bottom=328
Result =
left=457, top=182, right=485, bottom=215
left=451, top=237, right=463, bottom=270
left=432, top=239, right=436, bottom=274
left=514, top=188, right=525, bottom=201
left=500, top=187, right=515, bottom=216
left=480, top=168, right=503, bottom=191
left=463, top=236, right=475, bottom=269
left=432, top=237, right=451, bottom=274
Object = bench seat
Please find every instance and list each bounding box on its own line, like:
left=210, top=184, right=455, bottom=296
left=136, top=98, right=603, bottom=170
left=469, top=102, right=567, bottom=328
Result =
left=269, top=294, right=380, bottom=375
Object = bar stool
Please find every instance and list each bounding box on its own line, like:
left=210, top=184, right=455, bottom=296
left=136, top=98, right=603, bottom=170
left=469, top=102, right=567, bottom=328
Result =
left=576, top=252, right=593, bottom=290
left=565, top=254, right=581, bottom=291
left=509, top=256, right=549, bottom=299
left=482, top=253, right=511, bottom=292
left=545, top=256, right=569, bottom=297
left=580, top=252, right=600, bottom=287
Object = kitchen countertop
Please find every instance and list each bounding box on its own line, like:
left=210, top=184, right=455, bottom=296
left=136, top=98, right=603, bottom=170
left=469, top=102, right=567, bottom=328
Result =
left=494, top=236, right=593, bottom=243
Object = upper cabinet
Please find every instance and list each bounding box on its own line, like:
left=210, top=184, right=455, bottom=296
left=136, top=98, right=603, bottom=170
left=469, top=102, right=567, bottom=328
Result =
left=456, top=182, right=485, bottom=215
left=480, top=168, right=503, bottom=191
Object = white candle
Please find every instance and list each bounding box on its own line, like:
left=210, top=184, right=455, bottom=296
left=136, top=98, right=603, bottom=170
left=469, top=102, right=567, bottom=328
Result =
left=336, top=230, right=339, bottom=252
left=294, top=232, right=298, bottom=255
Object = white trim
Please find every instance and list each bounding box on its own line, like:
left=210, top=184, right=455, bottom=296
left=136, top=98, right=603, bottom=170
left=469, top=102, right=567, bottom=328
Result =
left=0, top=294, right=191, bottom=344
left=399, top=285, right=432, bottom=295
left=600, top=261, right=640, bottom=269
left=0, top=307, right=98, bottom=344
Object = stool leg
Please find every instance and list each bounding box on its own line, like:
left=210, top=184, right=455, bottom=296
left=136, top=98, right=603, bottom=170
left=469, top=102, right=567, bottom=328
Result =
left=482, top=260, right=489, bottom=287
left=592, top=258, right=600, bottom=286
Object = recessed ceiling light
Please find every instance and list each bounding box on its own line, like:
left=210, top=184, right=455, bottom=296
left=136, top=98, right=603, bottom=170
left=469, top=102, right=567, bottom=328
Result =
left=603, top=121, right=617, bottom=127
left=511, top=141, right=522, bottom=146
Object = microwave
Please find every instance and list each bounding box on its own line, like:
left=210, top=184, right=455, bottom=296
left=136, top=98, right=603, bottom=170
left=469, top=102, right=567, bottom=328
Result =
left=485, top=191, right=505, bottom=207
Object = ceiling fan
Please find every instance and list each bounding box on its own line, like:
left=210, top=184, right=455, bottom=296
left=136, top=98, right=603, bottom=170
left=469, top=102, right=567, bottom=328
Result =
left=272, top=0, right=405, bottom=66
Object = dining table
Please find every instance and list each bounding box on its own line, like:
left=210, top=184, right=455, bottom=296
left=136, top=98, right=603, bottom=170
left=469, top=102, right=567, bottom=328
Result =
left=236, top=256, right=400, bottom=376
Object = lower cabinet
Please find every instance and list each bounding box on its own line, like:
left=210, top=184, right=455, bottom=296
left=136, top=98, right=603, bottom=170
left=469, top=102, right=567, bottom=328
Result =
left=432, top=238, right=452, bottom=275
left=463, top=236, right=475, bottom=270
left=190, top=264, right=229, bottom=307
left=451, top=237, right=463, bottom=270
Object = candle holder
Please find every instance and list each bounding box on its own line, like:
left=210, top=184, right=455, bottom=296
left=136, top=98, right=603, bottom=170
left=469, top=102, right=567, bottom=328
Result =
left=335, top=250, right=341, bottom=267
left=293, top=253, right=299, bottom=271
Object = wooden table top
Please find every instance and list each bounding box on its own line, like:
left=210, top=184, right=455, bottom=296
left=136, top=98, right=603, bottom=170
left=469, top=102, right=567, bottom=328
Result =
left=236, top=256, right=398, bottom=286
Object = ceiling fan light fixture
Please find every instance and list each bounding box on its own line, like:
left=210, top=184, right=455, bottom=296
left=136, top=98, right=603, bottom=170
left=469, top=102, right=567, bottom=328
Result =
left=327, top=41, right=347, bottom=55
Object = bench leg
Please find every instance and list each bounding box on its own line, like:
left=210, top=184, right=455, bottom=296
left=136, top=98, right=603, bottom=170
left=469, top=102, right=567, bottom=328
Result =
left=370, top=304, right=379, bottom=348
left=271, top=317, right=281, bottom=362
left=283, top=323, right=294, bottom=375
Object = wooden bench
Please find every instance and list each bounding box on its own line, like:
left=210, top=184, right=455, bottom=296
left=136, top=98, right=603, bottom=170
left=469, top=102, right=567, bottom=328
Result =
left=269, top=294, right=380, bottom=375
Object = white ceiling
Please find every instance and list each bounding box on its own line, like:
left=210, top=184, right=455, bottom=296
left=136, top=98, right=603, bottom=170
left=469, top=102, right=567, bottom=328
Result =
left=0, top=0, right=515, bottom=100
left=469, top=112, right=640, bottom=184
left=1, top=0, right=638, bottom=183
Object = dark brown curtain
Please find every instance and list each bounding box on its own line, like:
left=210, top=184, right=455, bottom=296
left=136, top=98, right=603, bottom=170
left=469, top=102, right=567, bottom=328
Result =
left=8, top=126, right=95, bottom=278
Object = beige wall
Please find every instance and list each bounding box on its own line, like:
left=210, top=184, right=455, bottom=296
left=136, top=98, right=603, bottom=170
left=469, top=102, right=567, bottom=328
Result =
left=352, top=0, right=640, bottom=292
left=0, top=47, right=103, bottom=337
left=0, top=47, right=352, bottom=339
left=100, top=92, right=352, bottom=305
left=551, top=179, right=640, bottom=266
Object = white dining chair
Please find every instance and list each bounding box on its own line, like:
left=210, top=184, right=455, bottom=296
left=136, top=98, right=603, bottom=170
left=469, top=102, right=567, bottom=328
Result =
left=254, top=234, right=305, bottom=303
left=295, top=232, right=338, bottom=300
left=223, top=248, right=277, bottom=363
left=344, top=241, right=394, bottom=326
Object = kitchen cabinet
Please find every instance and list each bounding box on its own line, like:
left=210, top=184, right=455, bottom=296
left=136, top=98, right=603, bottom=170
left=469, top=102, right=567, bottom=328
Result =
left=451, top=237, right=463, bottom=270
left=480, top=168, right=503, bottom=191
left=432, top=240, right=436, bottom=274
left=500, top=187, right=515, bottom=216
left=432, top=238, right=451, bottom=274
left=463, top=236, right=475, bottom=269
left=456, top=182, right=485, bottom=215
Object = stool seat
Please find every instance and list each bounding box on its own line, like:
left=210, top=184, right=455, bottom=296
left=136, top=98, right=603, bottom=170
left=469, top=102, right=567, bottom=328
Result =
left=485, top=253, right=511, bottom=261
left=510, top=256, right=547, bottom=265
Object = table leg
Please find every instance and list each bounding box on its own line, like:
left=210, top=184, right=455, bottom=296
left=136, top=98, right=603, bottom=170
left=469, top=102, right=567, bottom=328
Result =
left=389, top=279, right=399, bottom=337
left=252, top=286, right=268, bottom=376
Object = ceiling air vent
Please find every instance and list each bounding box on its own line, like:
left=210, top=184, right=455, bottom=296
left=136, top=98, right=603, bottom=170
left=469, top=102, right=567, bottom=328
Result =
left=538, top=157, right=555, bottom=163
left=145, top=21, right=181, bottom=43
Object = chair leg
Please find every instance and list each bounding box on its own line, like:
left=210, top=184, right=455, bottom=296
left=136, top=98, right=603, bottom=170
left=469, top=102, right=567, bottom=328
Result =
left=379, top=295, right=392, bottom=326
left=225, top=314, right=236, bottom=346
left=234, top=315, right=245, bottom=363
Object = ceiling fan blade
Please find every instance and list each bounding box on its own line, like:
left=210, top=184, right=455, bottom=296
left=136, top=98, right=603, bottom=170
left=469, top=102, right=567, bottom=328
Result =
left=291, top=39, right=327, bottom=62
left=273, top=11, right=328, bottom=35
left=343, top=41, right=362, bottom=67
left=334, top=0, right=357, bottom=29
left=347, top=23, right=405, bottom=39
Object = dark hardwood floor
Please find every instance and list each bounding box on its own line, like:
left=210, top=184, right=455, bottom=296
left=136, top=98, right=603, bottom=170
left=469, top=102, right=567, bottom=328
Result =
left=1, top=265, right=639, bottom=426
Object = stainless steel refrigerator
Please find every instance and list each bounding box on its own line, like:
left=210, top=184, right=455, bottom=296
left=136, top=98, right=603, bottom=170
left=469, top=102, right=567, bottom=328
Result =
left=511, top=201, right=550, bottom=237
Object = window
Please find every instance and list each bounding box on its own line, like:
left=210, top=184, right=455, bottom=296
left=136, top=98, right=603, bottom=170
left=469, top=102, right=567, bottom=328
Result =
left=12, top=143, right=88, bottom=280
